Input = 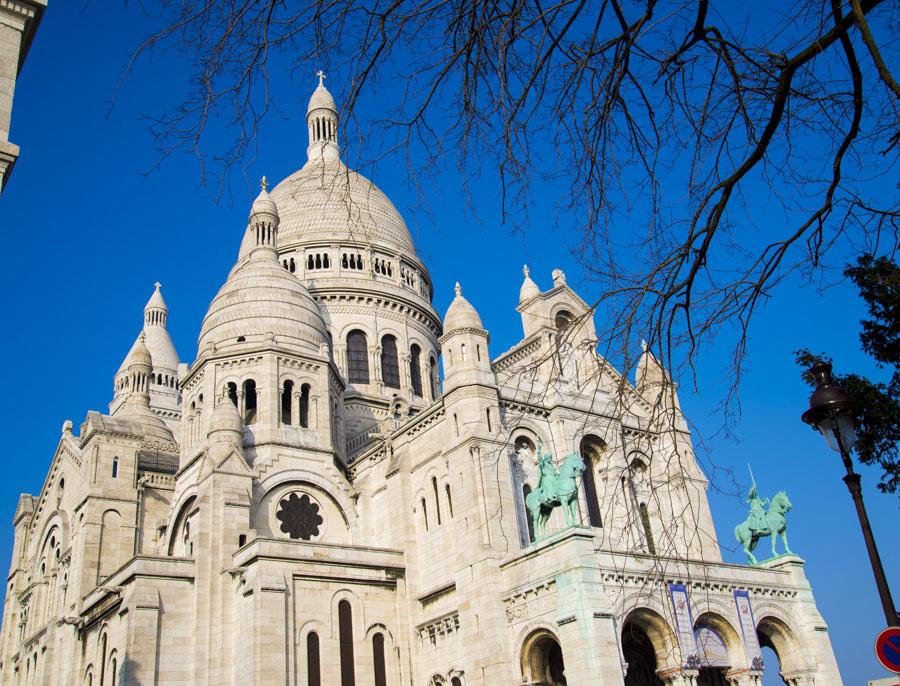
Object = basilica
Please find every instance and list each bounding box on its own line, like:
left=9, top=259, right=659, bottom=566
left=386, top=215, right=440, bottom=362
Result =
left=0, top=77, right=843, bottom=685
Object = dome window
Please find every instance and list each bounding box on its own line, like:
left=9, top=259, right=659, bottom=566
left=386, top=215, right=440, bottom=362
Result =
left=346, top=330, right=370, bottom=385
left=242, top=379, right=258, bottom=424
left=381, top=335, right=401, bottom=389
left=281, top=380, right=294, bottom=425
left=409, top=345, right=423, bottom=397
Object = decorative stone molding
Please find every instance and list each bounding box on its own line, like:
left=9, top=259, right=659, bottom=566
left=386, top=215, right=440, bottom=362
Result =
left=417, top=611, right=460, bottom=646
left=503, top=580, right=557, bottom=624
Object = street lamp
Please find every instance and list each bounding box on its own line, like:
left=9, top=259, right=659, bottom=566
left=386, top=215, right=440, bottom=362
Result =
left=801, top=362, right=898, bottom=627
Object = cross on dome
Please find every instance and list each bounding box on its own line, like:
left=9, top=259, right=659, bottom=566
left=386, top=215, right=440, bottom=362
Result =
left=454, top=282, right=462, bottom=297
left=154, top=281, right=162, bottom=290
left=260, top=175, right=268, bottom=192
left=316, top=70, right=326, bottom=86
left=522, top=265, right=530, bottom=278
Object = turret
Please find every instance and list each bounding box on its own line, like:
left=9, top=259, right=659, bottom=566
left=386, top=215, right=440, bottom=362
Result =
left=243, top=176, right=279, bottom=258
left=206, top=394, right=244, bottom=462
left=440, top=283, right=495, bottom=394
left=306, top=71, right=339, bottom=163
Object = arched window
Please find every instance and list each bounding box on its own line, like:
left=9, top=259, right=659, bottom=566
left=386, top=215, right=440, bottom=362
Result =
left=429, top=356, right=438, bottom=399
left=627, top=458, right=656, bottom=554
left=226, top=382, right=238, bottom=407
left=372, top=633, right=387, bottom=686
left=460, top=343, right=469, bottom=361
left=346, top=330, right=370, bottom=384
left=242, top=379, right=257, bottom=424
left=453, top=414, right=460, bottom=437
left=338, top=600, right=355, bottom=686
left=307, top=632, right=321, bottom=686
left=431, top=477, right=442, bottom=526
left=485, top=408, right=492, bottom=432
left=381, top=335, right=401, bottom=389
left=409, top=344, right=423, bottom=397
left=451, top=679, right=462, bottom=686
left=523, top=484, right=535, bottom=543
left=323, top=254, right=330, bottom=268
left=109, top=657, right=117, bottom=686
left=445, top=484, right=453, bottom=518
left=290, top=258, right=296, bottom=273
left=420, top=498, right=429, bottom=531
left=300, top=384, right=310, bottom=428
left=555, top=310, right=574, bottom=331
left=308, top=255, right=314, bottom=270
left=342, top=253, right=349, bottom=268
left=282, top=380, right=294, bottom=425
left=579, top=436, right=604, bottom=527
left=111, top=457, right=118, bottom=479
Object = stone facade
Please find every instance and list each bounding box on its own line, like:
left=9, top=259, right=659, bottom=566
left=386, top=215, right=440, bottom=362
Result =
left=0, top=77, right=843, bottom=685
left=0, top=0, right=44, bottom=192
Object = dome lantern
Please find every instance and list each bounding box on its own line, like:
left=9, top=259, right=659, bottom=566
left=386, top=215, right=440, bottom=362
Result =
left=246, top=176, right=279, bottom=258
left=306, top=71, right=340, bottom=163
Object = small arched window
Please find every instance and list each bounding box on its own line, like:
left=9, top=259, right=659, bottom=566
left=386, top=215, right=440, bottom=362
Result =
left=555, top=310, right=574, bottom=332
left=323, top=254, right=330, bottom=269
left=523, top=484, right=535, bottom=543
left=373, top=633, right=387, bottom=686
left=300, top=384, right=311, bottom=428
left=460, top=343, right=469, bottom=361
left=381, top=335, right=401, bottom=389
left=445, top=484, right=454, bottom=518
left=242, top=379, right=258, bottom=424
left=338, top=600, right=355, bottom=686
left=308, top=255, right=314, bottom=270
left=307, top=632, right=321, bottom=686
left=346, top=330, right=370, bottom=384
left=451, top=678, right=462, bottom=686
left=431, top=477, right=442, bottom=526
left=226, top=382, right=238, bottom=407
left=420, top=497, right=429, bottom=531
left=111, top=457, right=118, bottom=479
left=429, top=356, right=438, bottom=399
left=409, top=344, right=423, bottom=397
left=281, top=380, right=294, bottom=425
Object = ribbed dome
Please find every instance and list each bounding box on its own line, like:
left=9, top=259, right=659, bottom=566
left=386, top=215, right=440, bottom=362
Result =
left=198, top=254, right=328, bottom=354
left=123, top=333, right=152, bottom=370
left=444, top=283, right=484, bottom=331
left=270, top=158, right=415, bottom=254
left=208, top=397, right=243, bottom=438
left=307, top=82, right=337, bottom=114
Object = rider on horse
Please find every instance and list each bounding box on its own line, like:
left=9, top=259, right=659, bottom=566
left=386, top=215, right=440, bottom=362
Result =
left=535, top=443, right=557, bottom=497
left=746, top=485, right=769, bottom=534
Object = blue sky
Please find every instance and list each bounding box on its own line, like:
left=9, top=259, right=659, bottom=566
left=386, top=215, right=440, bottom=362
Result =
left=0, top=4, right=896, bottom=684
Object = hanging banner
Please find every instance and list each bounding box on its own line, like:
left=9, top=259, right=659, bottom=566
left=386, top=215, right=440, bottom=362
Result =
left=734, top=589, right=765, bottom=670
left=668, top=583, right=700, bottom=668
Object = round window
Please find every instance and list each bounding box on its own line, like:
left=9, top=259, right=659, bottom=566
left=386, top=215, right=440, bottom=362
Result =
left=276, top=492, right=323, bottom=540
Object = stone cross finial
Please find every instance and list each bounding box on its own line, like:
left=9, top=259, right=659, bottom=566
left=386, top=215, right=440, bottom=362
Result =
left=522, top=265, right=530, bottom=278
left=316, top=70, right=326, bottom=86
left=454, top=282, right=462, bottom=297
left=154, top=282, right=162, bottom=290
left=260, top=175, right=268, bottom=192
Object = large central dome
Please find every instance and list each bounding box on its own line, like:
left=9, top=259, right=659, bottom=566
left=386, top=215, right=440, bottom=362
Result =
left=270, top=157, right=415, bottom=254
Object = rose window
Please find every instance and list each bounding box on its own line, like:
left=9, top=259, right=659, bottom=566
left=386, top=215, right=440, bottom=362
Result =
left=276, top=493, right=323, bottom=540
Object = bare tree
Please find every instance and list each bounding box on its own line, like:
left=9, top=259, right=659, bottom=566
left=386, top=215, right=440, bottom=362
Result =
left=124, top=0, right=898, bottom=401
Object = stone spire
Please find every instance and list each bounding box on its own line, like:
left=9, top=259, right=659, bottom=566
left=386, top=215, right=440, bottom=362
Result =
left=519, top=264, right=540, bottom=304
left=144, top=282, right=168, bottom=327
left=444, top=282, right=484, bottom=332
left=306, top=72, right=340, bottom=163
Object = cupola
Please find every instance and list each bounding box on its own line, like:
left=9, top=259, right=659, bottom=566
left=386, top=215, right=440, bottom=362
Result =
left=306, top=71, right=339, bottom=163
left=440, top=283, right=494, bottom=394
left=519, top=265, right=540, bottom=305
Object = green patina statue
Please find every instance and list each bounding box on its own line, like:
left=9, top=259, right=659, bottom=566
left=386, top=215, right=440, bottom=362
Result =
left=525, top=442, right=585, bottom=542
left=735, top=483, right=794, bottom=565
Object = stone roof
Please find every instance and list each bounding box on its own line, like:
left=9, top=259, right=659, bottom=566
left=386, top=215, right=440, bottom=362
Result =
left=269, top=157, right=415, bottom=254
left=444, top=283, right=484, bottom=332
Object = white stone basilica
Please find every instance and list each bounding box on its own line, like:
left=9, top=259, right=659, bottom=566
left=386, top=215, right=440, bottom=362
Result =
left=0, top=78, right=843, bottom=685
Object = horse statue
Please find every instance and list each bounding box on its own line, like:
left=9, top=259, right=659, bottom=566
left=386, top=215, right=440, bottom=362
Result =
left=734, top=488, right=793, bottom=565
left=525, top=445, right=585, bottom=542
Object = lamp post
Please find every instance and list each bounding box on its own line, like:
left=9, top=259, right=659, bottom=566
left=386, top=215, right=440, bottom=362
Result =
left=801, top=362, right=899, bottom=627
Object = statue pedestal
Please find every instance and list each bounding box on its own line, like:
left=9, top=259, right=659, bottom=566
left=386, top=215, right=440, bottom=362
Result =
left=756, top=554, right=804, bottom=569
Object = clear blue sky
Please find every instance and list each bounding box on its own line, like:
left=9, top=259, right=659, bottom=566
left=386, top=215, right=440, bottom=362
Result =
left=0, top=5, right=896, bottom=684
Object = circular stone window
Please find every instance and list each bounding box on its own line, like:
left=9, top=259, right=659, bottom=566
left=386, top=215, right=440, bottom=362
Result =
left=276, top=492, right=323, bottom=540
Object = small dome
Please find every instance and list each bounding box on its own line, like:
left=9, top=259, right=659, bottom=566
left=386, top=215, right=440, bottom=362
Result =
left=307, top=81, right=337, bottom=114
left=124, top=334, right=152, bottom=370
left=444, top=282, right=484, bottom=331
left=208, top=397, right=243, bottom=439
left=250, top=177, right=278, bottom=218
left=519, top=265, right=540, bottom=304
left=198, top=253, right=329, bottom=355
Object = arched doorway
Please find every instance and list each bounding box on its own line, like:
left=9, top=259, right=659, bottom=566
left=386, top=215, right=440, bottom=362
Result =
left=622, top=620, right=664, bottom=686
left=693, top=614, right=739, bottom=686
left=756, top=615, right=805, bottom=683
left=521, top=629, right=567, bottom=685
left=621, top=608, right=679, bottom=686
